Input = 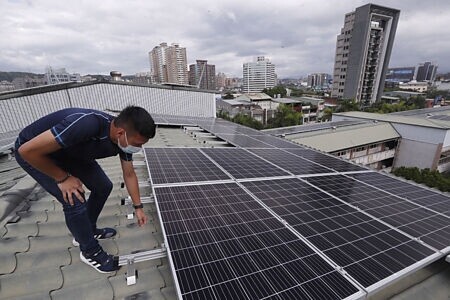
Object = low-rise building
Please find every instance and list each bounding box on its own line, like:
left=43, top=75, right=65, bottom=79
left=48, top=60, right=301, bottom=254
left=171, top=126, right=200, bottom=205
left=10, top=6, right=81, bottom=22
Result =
left=264, top=121, right=399, bottom=170
left=398, top=81, right=429, bottom=93
left=0, top=81, right=15, bottom=92
left=333, top=107, right=450, bottom=172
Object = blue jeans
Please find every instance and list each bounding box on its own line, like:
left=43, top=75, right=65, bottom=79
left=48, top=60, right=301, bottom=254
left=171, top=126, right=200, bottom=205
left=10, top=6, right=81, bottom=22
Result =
left=14, top=140, right=113, bottom=255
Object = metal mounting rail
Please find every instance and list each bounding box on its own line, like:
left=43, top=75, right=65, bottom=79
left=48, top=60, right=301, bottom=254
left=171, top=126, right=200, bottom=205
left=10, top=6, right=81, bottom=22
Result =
left=121, top=195, right=154, bottom=205
left=118, top=246, right=168, bottom=285
left=119, top=247, right=167, bottom=266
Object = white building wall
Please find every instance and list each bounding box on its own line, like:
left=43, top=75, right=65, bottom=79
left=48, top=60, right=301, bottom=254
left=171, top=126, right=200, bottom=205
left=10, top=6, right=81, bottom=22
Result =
left=394, top=139, right=440, bottom=170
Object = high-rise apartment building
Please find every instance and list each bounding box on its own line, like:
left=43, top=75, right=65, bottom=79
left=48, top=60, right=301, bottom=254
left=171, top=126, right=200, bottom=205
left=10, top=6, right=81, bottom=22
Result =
left=243, top=56, right=277, bottom=93
left=307, top=73, right=332, bottom=88
left=415, top=61, right=438, bottom=82
left=188, top=60, right=216, bottom=90
left=331, top=4, right=400, bottom=104
left=149, top=42, right=188, bottom=85
left=216, top=72, right=227, bottom=90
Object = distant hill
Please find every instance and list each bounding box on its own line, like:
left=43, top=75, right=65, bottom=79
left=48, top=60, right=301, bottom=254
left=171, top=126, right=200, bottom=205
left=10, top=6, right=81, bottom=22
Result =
left=0, top=71, right=44, bottom=82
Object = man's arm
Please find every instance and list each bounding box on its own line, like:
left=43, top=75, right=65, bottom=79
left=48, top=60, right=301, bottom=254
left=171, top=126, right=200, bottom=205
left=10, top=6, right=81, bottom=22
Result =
left=120, top=159, right=148, bottom=226
left=18, top=129, right=85, bottom=205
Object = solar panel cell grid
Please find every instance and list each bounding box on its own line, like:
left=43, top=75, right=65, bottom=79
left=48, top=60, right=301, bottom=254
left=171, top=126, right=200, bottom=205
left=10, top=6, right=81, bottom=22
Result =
left=201, top=148, right=290, bottom=179
left=154, top=183, right=360, bottom=299
left=249, top=148, right=333, bottom=175
left=214, top=133, right=275, bottom=148
left=307, top=175, right=450, bottom=251
left=349, top=172, right=450, bottom=216
left=284, top=148, right=366, bottom=172
left=242, top=178, right=436, bottom=287
left=144, top=148, right=231, bottom=184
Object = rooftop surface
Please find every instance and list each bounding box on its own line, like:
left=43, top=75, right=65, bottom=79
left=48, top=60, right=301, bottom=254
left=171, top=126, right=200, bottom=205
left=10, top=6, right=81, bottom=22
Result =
left=1, top=120, right=449, bottom=299
left=0, top=126, right=225, bottom=300
left=334, top=110, right=450, bottom=129
left=0, top=80, right=449, bottom=299
left=288, top=122, right=400, bottom=152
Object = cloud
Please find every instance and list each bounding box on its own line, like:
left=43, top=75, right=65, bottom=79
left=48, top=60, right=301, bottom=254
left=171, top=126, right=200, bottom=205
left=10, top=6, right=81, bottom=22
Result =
left=0, top=0, right=449, bottom=78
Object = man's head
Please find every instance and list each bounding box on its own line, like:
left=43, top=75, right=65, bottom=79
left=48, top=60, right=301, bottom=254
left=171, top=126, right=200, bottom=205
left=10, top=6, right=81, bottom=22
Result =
left=113, top=106, right=156, bottom=150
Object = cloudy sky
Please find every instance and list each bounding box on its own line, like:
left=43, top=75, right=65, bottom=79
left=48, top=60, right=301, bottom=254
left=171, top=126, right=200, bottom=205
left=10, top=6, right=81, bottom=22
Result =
left=1, top=0, right=449, bottom=78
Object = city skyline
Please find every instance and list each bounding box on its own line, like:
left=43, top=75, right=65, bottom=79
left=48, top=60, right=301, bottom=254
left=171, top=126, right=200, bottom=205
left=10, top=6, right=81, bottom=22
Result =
left=1, top=0, right=449, bottom=78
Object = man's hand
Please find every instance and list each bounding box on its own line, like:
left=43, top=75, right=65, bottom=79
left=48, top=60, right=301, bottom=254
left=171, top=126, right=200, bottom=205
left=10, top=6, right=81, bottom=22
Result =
left=57, top=175, right=85, bottom=206
left=135, top=208, right=148, bottom=227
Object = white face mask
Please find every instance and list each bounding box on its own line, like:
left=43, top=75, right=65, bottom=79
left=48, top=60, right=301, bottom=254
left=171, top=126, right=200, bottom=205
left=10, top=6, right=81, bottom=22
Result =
left=118, top=131, right=141, bottom=154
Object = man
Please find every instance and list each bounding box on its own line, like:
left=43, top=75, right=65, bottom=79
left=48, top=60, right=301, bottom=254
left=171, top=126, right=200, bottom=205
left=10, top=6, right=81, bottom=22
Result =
left=14, top=106, right=156, bottom=273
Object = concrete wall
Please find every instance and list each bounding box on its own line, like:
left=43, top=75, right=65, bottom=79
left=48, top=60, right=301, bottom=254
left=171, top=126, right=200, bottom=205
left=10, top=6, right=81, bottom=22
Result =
left=394, top=139, right=440, bottom=169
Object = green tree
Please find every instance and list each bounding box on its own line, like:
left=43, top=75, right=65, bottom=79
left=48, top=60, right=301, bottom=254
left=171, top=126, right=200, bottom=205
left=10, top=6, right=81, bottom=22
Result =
left=336, top=99, right=360, bottom=112
left=392, top=166, right=450, bottom=192
left=268, top=104, right=303, bottom=128
left=232, top=113, right=263, bottom=130
left=262, top=85, right=287, bottom=98
left=321, top=108, right=333, bottom=121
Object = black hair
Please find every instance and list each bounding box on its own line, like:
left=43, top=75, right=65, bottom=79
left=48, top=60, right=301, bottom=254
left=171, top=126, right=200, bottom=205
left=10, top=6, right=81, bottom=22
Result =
left=114, top=105, right=156, bottom=139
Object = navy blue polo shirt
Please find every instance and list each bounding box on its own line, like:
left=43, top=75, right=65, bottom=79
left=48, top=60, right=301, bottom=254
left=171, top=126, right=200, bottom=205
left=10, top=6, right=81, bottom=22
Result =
left=17, top=108, right=132, bottom=163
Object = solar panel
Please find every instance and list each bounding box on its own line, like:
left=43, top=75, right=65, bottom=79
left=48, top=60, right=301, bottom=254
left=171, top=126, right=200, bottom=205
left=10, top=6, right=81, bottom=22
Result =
left=154, top=182, right=362, bottom=299
left=144, top=148, right=231, bottom=185
left=249, top=148, right=334, bottom=176
left=214, top=133, right=276, bottom=148
left=263, top=120, right=367, bottom=136
left=349, top=172, right=450, bottom=217
left=307, top=175, right=450, bottom=251
left=200, top=148, right=290, bottom=179
left=284, top=148, right=367, bottom=172
left=246, top=134, right=304, bottom=148
left=242, top=178, right=438, bottom=288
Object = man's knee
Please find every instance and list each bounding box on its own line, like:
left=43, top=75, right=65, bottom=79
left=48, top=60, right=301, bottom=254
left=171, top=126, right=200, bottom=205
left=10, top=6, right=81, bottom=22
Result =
left=62, top=198, right=88, bottom=216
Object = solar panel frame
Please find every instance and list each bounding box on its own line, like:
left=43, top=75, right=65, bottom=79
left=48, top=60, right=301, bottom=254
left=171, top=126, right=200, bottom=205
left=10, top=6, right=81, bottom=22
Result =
left=263, top=120, right=367, bottom=136
left=213, top=133, right=276, bottom=148
left=246, top=134, right=305, bottom=148
left=349, top=172, right=450, bottom=217
left=200, top=148, right=292, bottom=180
left=306, top=175, right=450, bottom=252
left=284, top=148, right=368, bottom=173
left=249, top=148, right=336, bottom=176
left=152, top=182, right=364, bottom=300
left=241, top=177, right=440, bottom=291
left=144, top=147, right=233, bottom=185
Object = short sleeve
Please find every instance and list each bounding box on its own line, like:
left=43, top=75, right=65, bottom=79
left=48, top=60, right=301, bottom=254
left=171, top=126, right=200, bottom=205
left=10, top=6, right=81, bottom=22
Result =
left=119, top=150, right=133, bottom=161
left=50, top=113, right=101, bottom=148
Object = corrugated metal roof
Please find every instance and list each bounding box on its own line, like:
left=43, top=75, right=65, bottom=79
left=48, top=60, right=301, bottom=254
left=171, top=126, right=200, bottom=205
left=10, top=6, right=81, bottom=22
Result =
left=334, top=111, right=450, bottom=129
left=234, top=93, right=271, bottom=101
left=290, top=122, right=400, bottom=152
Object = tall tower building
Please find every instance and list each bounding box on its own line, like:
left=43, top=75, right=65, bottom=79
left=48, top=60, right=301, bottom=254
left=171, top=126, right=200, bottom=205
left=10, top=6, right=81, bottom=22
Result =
left=149, top=42, right=188, bottom=85
left=415, top=62, right=438, bottom=82
left=189, top=60, right=216, bottom=90
left=331, top=4, right=400, bottom=104
left=243, top=56, right=276, bottom=93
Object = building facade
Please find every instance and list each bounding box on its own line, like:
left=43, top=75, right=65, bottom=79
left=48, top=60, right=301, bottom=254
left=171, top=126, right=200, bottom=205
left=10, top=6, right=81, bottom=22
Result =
left=189, top=60, right=216, bottom=90
left=45, top=67, right=81, bottom=85
left=386, top=67, right=415, bottom=83
left=243, top=56, right=276, bottom=93
left=331, top=4, right=400, bottom=104
left=307, top=73, right=331, bottom=88
left=415, top=61, right=438, bottom=82
left=149, top=42, right=188, bottom=85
